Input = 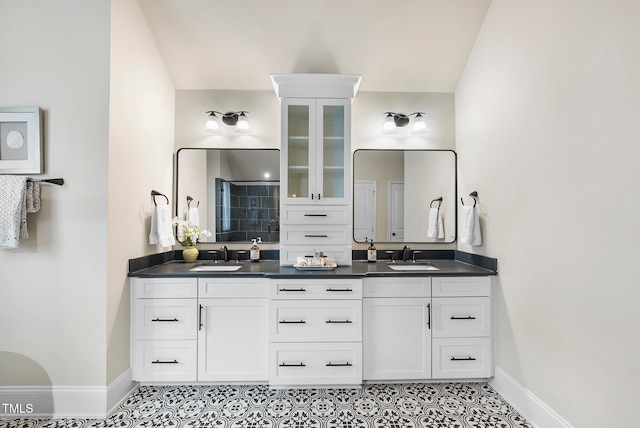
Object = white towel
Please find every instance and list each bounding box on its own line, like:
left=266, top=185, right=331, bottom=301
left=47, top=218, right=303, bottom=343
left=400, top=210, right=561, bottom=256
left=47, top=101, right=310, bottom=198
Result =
left=149, top=204, right=175, bottom=247
left=460, top=205, right=482, bottom=246
left=427, top=207, right=445, bottom=239
left=0, top=176, right=27, bottom=248
left=187, top=206, right=199, bottom=227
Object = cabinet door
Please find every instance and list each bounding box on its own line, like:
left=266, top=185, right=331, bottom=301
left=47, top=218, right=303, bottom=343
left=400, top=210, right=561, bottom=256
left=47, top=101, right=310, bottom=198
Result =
left=315, top=99, right=350, bottom=205
left=198, top=298, right=268, bottom=382
left=281, top=98, right=316, bottom=204
left=363, top=298, right=431, bottom=380
left=281, top=98, right=350, bottom=205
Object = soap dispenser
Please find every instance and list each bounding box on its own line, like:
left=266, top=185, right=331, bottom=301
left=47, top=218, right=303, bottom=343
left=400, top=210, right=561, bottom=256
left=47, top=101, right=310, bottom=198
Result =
left=367, top=238, right=377, bottom=263
left=250, top=237, right=261, bottom=263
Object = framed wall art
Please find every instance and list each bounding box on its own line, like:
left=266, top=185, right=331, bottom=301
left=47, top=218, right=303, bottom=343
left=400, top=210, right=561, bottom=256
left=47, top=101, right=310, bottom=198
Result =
left=0, top=107, right=43, bottom=174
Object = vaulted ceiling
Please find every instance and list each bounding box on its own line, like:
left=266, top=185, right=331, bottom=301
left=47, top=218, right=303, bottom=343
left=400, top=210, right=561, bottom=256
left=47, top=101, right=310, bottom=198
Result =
left=138, top=0, right=492, bottom=93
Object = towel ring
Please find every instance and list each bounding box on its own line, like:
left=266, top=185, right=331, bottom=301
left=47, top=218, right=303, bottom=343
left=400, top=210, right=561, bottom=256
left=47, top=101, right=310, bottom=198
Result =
left=430, top=197, right=443, bottom=209
left=187, top=196, right=200, bottom=208
left=461, top=191, right=478, bottom=207
left=151, top=190, right=169, bottom=206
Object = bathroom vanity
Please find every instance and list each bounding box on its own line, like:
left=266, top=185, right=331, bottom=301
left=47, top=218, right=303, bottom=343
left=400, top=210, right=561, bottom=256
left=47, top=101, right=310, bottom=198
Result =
left=129, top=257, right=495, bottom=387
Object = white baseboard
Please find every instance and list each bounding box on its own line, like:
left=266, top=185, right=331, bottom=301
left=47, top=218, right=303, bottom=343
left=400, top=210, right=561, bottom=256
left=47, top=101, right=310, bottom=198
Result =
left=490, top=366, right=574, bottom=428
left=0, top=368, right=138, bottom=419
left=107, top=368, right=138, bottom=416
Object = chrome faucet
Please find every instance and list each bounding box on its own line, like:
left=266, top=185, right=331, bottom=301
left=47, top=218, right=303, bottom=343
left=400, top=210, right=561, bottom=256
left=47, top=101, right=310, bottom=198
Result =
left=402, top=245, right=411, bottom=262
left=220, top=245, right=229, bottom=262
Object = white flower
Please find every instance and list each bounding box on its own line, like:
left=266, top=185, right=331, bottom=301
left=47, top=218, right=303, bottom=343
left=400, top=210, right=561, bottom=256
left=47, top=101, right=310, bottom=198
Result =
left=171, top=217, right=211, bottom=247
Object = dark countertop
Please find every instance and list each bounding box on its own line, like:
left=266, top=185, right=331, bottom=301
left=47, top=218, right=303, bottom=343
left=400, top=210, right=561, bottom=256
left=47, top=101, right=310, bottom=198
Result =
left=128, top=259, right=496, bottom=278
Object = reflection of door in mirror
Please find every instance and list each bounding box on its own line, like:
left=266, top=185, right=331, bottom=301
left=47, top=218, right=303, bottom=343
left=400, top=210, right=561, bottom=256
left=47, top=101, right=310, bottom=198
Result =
left=354, top=180, right=376, bottom=242
left=388, top=181, right=404, bottom=242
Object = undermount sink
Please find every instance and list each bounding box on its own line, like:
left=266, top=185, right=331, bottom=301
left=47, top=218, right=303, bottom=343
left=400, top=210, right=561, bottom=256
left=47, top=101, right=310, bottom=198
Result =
left=387, top=264, right=439, bottom=271
left=189, top=264, right=243, bottom=272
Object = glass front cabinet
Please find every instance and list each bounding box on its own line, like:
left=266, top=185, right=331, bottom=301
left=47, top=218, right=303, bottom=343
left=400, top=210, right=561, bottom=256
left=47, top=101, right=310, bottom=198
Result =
left=281, top=98, right=351, bottom=205
left=272, top=74, right=361, bottom=266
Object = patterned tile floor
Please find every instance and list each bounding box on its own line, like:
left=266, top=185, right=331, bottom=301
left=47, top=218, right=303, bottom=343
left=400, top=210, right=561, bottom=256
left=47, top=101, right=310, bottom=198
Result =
left=0, top=383, right=533, bottom=428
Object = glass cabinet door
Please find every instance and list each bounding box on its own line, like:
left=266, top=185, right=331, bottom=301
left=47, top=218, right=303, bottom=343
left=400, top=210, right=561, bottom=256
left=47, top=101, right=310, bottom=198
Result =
left=282, top=98, right=350, bottom=205
left=319, top=101, right=346, bottom=200
left=284, top=99, right=314, bottom=202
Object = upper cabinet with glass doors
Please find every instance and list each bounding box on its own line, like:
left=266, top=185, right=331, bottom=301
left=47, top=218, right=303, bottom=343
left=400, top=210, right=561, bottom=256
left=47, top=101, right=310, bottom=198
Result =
left=282, top=98, right=350, bottom=205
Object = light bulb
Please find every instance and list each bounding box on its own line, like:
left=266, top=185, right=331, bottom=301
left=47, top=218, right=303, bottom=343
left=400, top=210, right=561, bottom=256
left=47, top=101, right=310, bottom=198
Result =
left=236, top=112, right=250, bottom=133
left=205, top=112, right=221, bottom=133
left=381, top=113, right=397, bottom=134
left=411, top=114, right=428, bottom=134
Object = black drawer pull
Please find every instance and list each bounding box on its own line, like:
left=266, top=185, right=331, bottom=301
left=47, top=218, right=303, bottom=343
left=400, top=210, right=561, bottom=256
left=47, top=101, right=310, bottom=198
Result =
left=279, top=320, right=306, bottom=324
left=279, top=362, right=306, bottom=367
left=279, top=288, right=306, bottom=292
left=151, top=360, right=178, bottom=364
left=151, top=318, right=178, bottom=322
left=451, top=356, right=477, bottom=361
left=304, top=214, right=327, bottom=217
left=304, top=234, right=328, bottom=238
left=427, top=303, right=431, bottom=330
left=326, top=288, right=353, bottom=292
left=326, top=362, right=352, bottom=367
left=450, top=316, right=476, bottom=320
left=326, top=320, right=352, bottom=324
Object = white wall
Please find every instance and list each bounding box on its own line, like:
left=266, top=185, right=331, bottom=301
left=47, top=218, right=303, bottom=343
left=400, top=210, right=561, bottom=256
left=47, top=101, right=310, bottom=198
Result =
left=455, top=1, right=640, bottom=426
left=0, top=0, right=110, bottom=390
left=107, top=0, right=176, bottom=384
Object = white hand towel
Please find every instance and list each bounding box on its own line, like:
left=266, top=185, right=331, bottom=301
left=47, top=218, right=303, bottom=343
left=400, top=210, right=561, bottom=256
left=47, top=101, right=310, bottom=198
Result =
left=0, top=175, right=28, bottom=248
left=187, top=206, right=200, bottom=227
left=427, top=207, right=445, bottom=239
left=149, top=205, right=175, bottom=247
left=460, top=205, right=482, bottom=246
left=149, top=207, right=159, bottom=245
left=156, top=205, right=175, bottom=247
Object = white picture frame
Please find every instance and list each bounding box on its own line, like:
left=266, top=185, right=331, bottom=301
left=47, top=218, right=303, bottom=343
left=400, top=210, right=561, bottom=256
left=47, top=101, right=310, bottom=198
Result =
left=0, top=107, right=43, bottom=174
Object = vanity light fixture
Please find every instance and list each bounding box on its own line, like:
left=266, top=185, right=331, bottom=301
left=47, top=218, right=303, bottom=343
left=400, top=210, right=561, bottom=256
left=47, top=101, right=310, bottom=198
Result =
left=205, top=111, right=250, bottom=134
left=381, top=112, right=428, bottom=135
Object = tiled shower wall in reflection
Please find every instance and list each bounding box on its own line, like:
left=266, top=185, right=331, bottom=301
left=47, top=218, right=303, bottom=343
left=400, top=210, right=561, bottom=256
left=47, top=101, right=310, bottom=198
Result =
left=215, top=178, right=280, bottom=242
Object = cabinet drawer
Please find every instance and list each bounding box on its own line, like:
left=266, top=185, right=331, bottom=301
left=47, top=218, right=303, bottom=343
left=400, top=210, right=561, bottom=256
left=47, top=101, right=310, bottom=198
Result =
left=432, top=337, right=492, bottom=379
left=281, top=224, right=351, bottom=245
left=280, top=245, right=352, bottom=266
left=270, top=300, right=362, bottom=342
left=269, top=279, right=362, bottom=299
left=269, top=342, right=362, bottom=386
left=199, top=278, right=267, bottom=298
left=363, top=277, right=431, bottom=297
left=134, top=300, right=197, bottom=340
left=432, top=297, right=491, bottom=338
left=281, top=205, right=350, bottom=225
left=432, top=277, right=491, bottom=297
left=133, top=277, right=197, bottom=299
left=132, top=340, right=197, bottom=382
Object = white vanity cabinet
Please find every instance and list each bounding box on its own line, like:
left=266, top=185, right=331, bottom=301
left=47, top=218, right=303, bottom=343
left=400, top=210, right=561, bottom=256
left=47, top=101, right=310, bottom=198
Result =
left=431, top=276, right=493, bottom=379
left=267, top=278, right=363, bottom=386
left=131, top=277, right=268, bottom=383
left=131, top=277, right=198, bottom=382
left=363, top=277, right=432, bottom=380
left=272, top=74, right=361, bottom=266
left=363, top=276, right=493, bottom=381
left=197, top=278, right=268, bottom=382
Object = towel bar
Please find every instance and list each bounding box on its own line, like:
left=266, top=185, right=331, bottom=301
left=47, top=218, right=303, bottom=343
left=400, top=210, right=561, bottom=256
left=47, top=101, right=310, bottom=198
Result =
left=27, top=178, right=64, bottom=186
